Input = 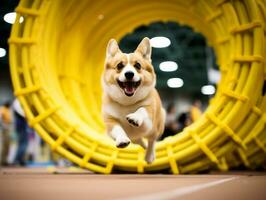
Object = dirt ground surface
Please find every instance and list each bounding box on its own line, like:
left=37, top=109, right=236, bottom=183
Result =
left=0, top=167, right=265, bottom=200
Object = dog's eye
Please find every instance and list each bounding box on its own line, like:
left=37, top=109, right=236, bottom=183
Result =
left=134, top=62, right=141, bottom=70
left=116, top=62, right=124, bottom=70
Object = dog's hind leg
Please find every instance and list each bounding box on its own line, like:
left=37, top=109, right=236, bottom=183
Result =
left=145, top=139, right=156, bottom=163
left=134, top=138, right=147, bottom=149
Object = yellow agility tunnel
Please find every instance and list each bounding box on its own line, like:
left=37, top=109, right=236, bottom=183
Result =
left=9, top=0, right=266, bottom=174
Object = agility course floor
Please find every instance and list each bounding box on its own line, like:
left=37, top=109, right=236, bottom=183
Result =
left=0, top=168, right=265, bottom=200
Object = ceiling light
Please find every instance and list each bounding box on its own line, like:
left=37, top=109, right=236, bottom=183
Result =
left=159, top=61, right=178, bottom=72
left=167, top=78, right=184, bottom=88
left=0, top=48, right=6, bottom=57
left=4, top=12, right=24, bottom=24
left=150, top=36, right=171, bottom=48
left=201, top=85, right=215, bottom=95
left=208, top=68, right=221, bottom=84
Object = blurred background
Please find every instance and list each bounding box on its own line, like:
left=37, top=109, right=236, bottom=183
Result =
left=0, top=0, right=220, bottom=167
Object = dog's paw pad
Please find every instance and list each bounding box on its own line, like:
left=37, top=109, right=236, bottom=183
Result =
left=126, top=114, right=143, bottom=127
left=117, top=141, right=130, bottom=148
left=127, top=118, right=139, bottom=127
left=116, top=138, right=130, bottom=148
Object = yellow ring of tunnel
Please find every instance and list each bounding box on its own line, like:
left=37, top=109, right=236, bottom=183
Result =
left=9, top=0, right=266, bottom=174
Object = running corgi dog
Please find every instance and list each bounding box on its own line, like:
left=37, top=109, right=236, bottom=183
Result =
left=101, top=37, right=165, bottom=163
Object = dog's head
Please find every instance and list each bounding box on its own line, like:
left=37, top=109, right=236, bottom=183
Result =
left=102, top=37, right=156, bottom=105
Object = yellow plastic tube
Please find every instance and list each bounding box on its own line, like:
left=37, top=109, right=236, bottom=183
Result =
left=9, top=0, right=266, bottom=174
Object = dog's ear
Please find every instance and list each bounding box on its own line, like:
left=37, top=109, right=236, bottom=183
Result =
left=135, top=37, right=151, bottom=61
left=106, top=39, right=121, bottom=58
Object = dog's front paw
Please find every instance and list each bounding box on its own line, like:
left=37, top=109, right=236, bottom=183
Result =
left=116, top=137, right=130, bottom=148
left=126, top=113, right=143, bottom=127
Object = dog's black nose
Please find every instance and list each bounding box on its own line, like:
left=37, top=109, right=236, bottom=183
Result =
left=125, top=71, right=134, bottom=80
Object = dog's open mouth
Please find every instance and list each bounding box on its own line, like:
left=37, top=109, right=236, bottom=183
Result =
left=117, top=80, right=141, bottom=96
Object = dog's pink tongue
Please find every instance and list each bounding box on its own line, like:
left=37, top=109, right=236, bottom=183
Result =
left=125, top=86, right=134, bottom=94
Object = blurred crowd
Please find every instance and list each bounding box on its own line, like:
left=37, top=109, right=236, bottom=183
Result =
left=160, top=100, right=203, bottom=140
left=0, top=99, right=61, bottom=167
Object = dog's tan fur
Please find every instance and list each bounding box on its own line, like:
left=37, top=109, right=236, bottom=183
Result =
left=101, top=37, right=165, bottom=163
